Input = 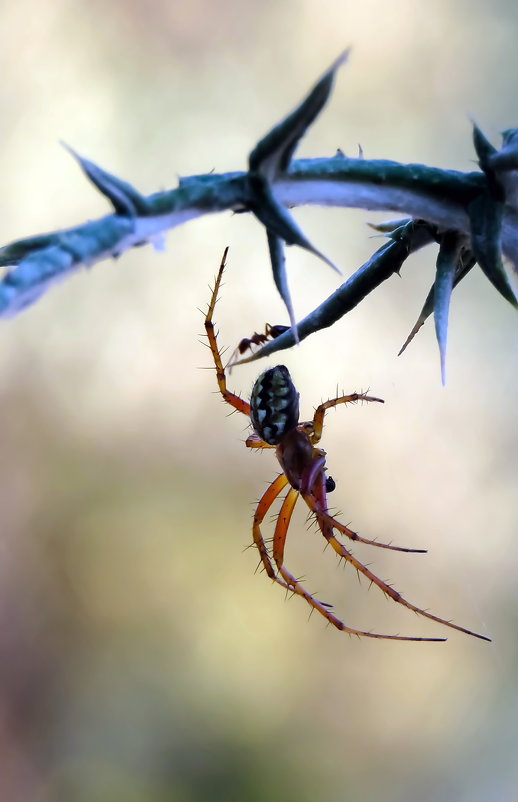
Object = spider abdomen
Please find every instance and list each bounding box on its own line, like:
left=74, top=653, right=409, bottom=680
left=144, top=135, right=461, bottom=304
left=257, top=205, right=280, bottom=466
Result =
left=250, top=365, right=300, bottom=445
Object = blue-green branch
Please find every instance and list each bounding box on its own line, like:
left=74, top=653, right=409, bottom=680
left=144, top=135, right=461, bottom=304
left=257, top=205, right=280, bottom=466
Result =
left=0, top=52, right=516, bottom=381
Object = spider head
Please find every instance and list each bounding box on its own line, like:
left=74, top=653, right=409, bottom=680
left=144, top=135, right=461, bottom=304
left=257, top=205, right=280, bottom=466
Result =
left=250, top=365, right=299, bottom=445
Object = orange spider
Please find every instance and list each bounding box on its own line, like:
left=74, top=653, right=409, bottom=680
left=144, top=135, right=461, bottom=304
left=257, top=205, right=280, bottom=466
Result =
left=205, top=248, right=490, bottom=643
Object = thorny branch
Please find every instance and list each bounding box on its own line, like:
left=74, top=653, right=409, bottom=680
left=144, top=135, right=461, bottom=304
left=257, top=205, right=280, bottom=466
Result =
left=0, top=50, right=516, bottom=381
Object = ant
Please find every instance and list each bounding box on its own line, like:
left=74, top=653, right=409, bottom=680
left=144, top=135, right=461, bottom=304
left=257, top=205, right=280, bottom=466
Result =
left=227, top=323, right=289, bottom=370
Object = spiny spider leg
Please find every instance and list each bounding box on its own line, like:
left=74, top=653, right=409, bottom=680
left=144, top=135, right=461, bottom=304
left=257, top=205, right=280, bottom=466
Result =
left=302, top=492, right=426, bottom=554
left=304, top=393, right=426, bottom=554
left=271, top=484, right=445, bottom=642
left=273, top=486, right=299, bottom=567
left=246, top=432, right=276, bottom=449
left=205, top=246, right=251, bottom=416
left=310, top=392, right=384, bottom=444
left=310, top=498, right=490, bottom=642
left=252, top=473, right=290, bottom=583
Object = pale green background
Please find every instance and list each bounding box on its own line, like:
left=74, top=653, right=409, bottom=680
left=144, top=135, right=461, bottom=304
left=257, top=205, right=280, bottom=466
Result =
left=0, top=1, right=517, bottom=800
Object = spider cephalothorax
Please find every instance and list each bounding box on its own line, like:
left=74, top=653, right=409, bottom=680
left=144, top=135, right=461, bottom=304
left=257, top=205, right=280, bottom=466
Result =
left=205, top=248, right=490, bottom=643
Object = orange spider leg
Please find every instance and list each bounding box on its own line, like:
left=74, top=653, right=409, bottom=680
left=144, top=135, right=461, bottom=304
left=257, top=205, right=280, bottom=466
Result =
left=309, top=488, right=490, bottom=642
left=310, top=392, right=384, bottom=444
left=296, top=442, right=427, bottom=554
left=245, top=432, right=275, bottom=449
left=272, top=484, right=445, bottom=642
left=303, top=394, right=427, bottom=553
left=272, top=487, right=298, bottom=568
left=252, top=473, right=290, bottom=583
left=205, top=247, right=251, bottom=416
left=302, top=488, right=427, bottom=554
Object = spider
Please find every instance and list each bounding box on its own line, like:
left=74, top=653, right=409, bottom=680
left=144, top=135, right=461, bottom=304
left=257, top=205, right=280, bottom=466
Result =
left=204, top=248, right=490, bottom=643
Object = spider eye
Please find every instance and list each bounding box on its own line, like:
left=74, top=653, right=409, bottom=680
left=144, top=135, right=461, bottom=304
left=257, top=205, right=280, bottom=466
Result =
left=250, top=365, right=300, bottom=445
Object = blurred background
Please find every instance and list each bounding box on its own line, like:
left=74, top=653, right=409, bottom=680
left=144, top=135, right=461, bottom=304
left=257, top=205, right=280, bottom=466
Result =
left=1, top=1, right=517, bottom=800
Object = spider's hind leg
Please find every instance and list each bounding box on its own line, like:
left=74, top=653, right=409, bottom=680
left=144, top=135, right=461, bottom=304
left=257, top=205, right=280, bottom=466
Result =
left=311, top=500, right=490, bottom=642
left=303, top=486, right=427, bottom=554
left=271, top=485, right=444, bottom=642
left=252, top=473, right=291, bottom=585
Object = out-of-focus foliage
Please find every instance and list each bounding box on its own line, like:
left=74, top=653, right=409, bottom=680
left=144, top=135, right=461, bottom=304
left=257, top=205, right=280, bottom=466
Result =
left=1, top=2, right=517, bottom=801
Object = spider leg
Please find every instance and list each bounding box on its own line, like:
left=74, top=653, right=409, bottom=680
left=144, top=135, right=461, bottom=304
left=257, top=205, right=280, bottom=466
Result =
left=205, top=247, right=251, bottom=416
left=310, top=392, right=384, bottom=444
left=272, top=486, right=299, bottom=568
left=302, top=488, right=427, bottom=554
left=252, top=473, right=290, bottom=582
left=272, top=486, right=445, bottom=642
left=246, top=432, right=276, bottom=450
left=310, top=495, right=490, bottom=642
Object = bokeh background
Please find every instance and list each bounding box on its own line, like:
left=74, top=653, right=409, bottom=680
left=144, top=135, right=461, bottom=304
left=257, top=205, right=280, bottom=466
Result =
left=1, top=1, right=517, bottom=800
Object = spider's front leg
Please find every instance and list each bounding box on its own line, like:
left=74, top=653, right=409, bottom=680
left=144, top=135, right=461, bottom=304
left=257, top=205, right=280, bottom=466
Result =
left=309, top=391, right=384, bottom=445
left=205, top=247, right=251, bottom=416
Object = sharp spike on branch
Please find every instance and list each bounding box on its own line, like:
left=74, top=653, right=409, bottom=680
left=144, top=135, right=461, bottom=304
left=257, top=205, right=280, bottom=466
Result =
left=433, top=231, right=462, bottom=385
left=61, top=141, right=150, bottom=217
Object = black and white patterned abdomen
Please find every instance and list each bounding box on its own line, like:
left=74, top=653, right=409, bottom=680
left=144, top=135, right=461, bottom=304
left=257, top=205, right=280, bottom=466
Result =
left=250, top=365, right=300, bottom=445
